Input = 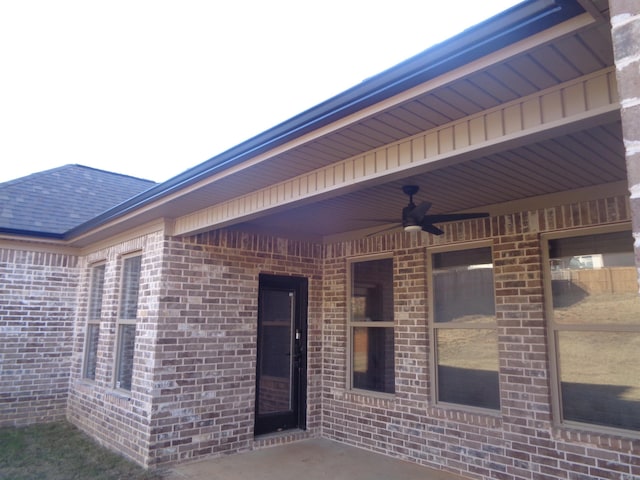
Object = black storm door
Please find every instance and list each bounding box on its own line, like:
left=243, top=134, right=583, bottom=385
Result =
left=255, top=274, right=307, bottom=436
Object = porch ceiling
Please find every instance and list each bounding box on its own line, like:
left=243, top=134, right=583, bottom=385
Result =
left=67, top=1, right=622, bottom=246
left=171, top=11, right=615, bottom=212
left=212, top=6, right=624, bottom=240
left=237, top=18, right=615, bottom=185
left=238, top=120, right=626, bottom=240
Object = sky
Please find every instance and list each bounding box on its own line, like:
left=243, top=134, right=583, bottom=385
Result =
left=0, top=1, right=521, bottom=184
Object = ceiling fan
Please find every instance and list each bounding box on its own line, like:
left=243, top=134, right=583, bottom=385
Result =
left=376, top=185, right=490, bottom=235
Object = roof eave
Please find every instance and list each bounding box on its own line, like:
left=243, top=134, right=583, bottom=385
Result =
left=16, top=0, right=586, bottom=242
left=0, top=227, right=66, bottom=240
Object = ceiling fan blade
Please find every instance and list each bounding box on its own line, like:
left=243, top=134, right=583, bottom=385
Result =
left=423, top=212, right=489, bottom=223
left=421, top=224, right=444, bottom=235
left=407, top=201, right=432, bottom=222
left=362, top=184, right=489, bottom=237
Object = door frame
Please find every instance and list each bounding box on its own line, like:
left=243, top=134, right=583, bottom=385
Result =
left=254, top=273, right=308, bottom=436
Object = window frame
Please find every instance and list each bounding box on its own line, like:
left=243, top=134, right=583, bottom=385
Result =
left=347, top=253, right=395, bottom=396
left=427, top=240, right=500, bottom=413
left=542, top=222, right=640, bottom=437
left=114, top=253, right=142, bottom=391
left=82, top=262, right=106, bottom=381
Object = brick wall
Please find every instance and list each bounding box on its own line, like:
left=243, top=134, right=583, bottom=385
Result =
left=147, top=230, right=323, bottom=467
left=611, top=0, right=640, bottom=293
left=66, top=231, right=164, bottom=466
left=322, top=194, right=640, bottom=480
left=0, top=247, right=78, bottom=426
left=5, top=193, right=639, bottom=477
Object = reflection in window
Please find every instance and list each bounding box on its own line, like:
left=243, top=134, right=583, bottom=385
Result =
left=257, top=289, right=293, bottom=414
left=115, top=255, right=141, bottom=391
left=548, top=230, right=640, bottom=432
left=557, top=332, right=640, bottom=430
left=431, top=246, right=499, bottom=410
left=83, top=264, right=105, bottom=380
left=84, top=324, right=100, bottom=380
left=115, top=324, right=136, bottom=391
left=436, top=329, right=499, bottom=409
left=350, top=258, right=395, bottom=394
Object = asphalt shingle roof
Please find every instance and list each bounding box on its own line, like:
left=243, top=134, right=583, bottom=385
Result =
left=0, top=164, right=156, bottom=236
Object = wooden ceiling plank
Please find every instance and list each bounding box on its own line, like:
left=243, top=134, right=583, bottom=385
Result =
left=483, top=64, right=538, bottom=97
left=417, top=94, right=466, bottom=122
left=364, top=117, right=414, bottom=140
left=554, top=34, right=607, bottom=75
left=529, top=45, right=582, bottom=82
left=545, top=134, right=621, bottom=181
left=494, top=148, right=578, bottom=191
left=349, top=122, right=400, bottom=146
left=426, top=166, right=508, bottom=208
left=334, top=126, right=383, bottom=150
left=448, top=80, right=501, bottom=111
left=402, top=100, right=452, bottom=125
left=374, top=111, right=424, bottom=137
left=326, top=131, right=380, bottom=153
left=571, top=126, right=623, bottom=156
left=577, top=23, right=614, bottom=67
left=314, top=135, right=364, bottom=158
left=301, top=139, right=355, bottom=160
left=433, top=84, right=487, bottom=115
left=388, top=105, right=439, bottom=131
left=465, top=156, right=542, bottom=198
left=466, top=71, right=520, bottom=104
left=520, top=142, right=603, bottom=186
left=507, top=54, right=557, bottom=89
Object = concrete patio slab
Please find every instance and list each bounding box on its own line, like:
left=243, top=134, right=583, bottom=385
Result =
left=166, top=438, right=467, bottom=480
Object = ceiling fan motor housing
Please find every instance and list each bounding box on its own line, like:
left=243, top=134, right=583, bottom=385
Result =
left=402, top=204, right=418, bottom=228
left=401, top=185, right=420, bottom=228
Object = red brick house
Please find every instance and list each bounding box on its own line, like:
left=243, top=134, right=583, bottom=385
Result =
left=2, top=1, right=640, bottom=478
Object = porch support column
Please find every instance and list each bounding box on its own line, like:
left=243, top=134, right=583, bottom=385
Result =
left=610, top=0, right=640, bottom=290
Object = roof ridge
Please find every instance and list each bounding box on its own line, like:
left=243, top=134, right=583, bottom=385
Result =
left=0, top=164, right=160, bottom=236
left=65, top=164, right=157, bottom=184
left=0, top=164, right=157, bottom=188
left=0, top=164, right=74, bottom=188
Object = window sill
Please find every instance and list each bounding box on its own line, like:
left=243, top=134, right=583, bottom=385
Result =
left=74, top=379, right=96, bottom=392
left=344, top=389, right=395, bottom=405
left=428, top=403, right=502, bottom=428
left=105, top=389, right=133, bottom=405
left=554, top=422, right=640, bottom=448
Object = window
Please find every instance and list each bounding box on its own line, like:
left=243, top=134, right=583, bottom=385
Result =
left=429, top=245, right=499, bottom=410
left=83, top=263, right=105, bottom=380
left=349, top=257, right=395, bottom=394
left=115, top=255, right=141, bottom=391
left=546, top=227, right=640, bottom=432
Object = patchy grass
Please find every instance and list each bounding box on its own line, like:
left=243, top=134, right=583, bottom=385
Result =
left=0, top=421, right=166, bottom=480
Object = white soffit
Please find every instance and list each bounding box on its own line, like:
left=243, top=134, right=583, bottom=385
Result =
left=172, top=67, right=619, bottom=237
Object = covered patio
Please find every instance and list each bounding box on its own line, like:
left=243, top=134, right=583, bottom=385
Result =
left=167, top=438, right=465, bottom=480
left=2, top=1, right=640, bottom=479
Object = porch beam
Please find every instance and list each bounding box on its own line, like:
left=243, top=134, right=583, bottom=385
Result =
left=173, top=68, right=619, bottom=236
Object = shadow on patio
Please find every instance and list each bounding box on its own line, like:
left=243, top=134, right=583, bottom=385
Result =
left=166, top=438, right=468, bottom=480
